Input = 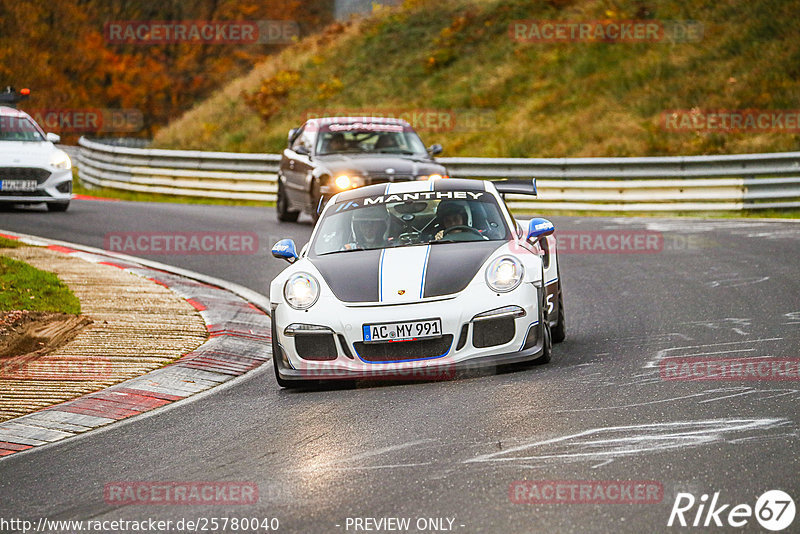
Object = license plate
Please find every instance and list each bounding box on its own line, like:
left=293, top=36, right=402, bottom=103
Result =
left=0, top=180, right=36, bottom=192
left=363, top=318, right=442, bottom=343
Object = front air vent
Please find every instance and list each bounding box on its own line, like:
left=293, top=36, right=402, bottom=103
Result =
left=472, top=317, right=515, bottom=348
left=0, top=167, right=51, bottom=184
left=295, top=334, right=338, bottom=361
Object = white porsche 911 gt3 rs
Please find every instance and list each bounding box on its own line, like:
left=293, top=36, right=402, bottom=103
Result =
left=269, top=178, right=565, bottom=387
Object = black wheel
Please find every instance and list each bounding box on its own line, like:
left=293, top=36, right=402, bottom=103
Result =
left=529, top=285, right=553, bottom=364
left=552, top=282, right=566, bottom=343
left=47, top=201, right=69, bottom=212
left=532, top=316, right=552, bottom=364
left=276, top=178, right=299, bottom=222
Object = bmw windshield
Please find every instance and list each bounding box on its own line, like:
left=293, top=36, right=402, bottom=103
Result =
left=315, top=121, right=428, bottom=156
left=311, top=189, right=511, bottom=256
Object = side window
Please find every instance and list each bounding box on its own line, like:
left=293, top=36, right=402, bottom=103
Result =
left=290, top=126, right=305, bottom=151
left=299, top=129, right=315, bottom=154
left=291, top=126, right=314, bottom=153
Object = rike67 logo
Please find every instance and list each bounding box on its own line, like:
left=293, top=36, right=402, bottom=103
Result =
left=668, top=490, right=795, bottom=531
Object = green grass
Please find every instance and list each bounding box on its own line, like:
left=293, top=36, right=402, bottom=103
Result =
left=0, top=236, right=23, bottom=248
left=73, top=182, right=273, bottom=207
left=0, top=256, right=81, bottom=314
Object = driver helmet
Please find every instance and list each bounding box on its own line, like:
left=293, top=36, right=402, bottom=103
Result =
left=351, top=207, right=388, bottom=246
left=436, top=200, right=468, bottom=228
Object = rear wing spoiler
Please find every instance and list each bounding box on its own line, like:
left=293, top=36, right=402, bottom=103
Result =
left=492, top=178, right=537, bottom=197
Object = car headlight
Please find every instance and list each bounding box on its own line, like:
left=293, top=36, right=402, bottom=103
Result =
left=50, top=151, right=71, bottom=170
left=284, top=273, right=320, bottom=309
left=485, top=256, right=524, bottom=293
left=334, top=175, right=362, bottom=189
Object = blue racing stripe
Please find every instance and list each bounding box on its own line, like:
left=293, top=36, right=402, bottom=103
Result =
left=420, top=245, right=431, bottom=298
left=379, top=249, right=386, bottom=302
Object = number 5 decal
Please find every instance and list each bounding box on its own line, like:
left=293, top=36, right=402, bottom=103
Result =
left=546, top=293, right=554, bottom=315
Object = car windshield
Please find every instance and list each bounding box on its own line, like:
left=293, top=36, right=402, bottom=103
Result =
left=315, top=122, right=427, bottom=156
left=311, top=189, right=511, bottom=256
left=0, top=115, right=44, bottom=142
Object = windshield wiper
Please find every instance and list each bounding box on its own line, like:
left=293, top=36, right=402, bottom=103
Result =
left=318, top=246, right=367, bottom=255
left=376, top=150, right=416, bottom=155
left=424, top=239, right=459, bottom=245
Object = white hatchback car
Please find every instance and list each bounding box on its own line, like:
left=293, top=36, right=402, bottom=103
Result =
left=0, top=105, right=72, bottom=211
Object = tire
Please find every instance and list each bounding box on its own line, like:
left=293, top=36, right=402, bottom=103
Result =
left=47, top=201, right=69, bottom=212
left=523, top=289, right=552, bottom=366
left=552, top=283, right=566, bottom=343
left=276, top=179, right=299, bottom=222
left=532, top=316, right=552, bottom=364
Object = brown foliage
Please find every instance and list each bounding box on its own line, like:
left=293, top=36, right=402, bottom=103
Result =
left=0, top=0, right=332, bottom=141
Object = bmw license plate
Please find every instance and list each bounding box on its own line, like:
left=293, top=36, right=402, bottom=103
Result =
left=0, top=180, right=36, bottom=192
left=363, top=318, right=442, bottom=343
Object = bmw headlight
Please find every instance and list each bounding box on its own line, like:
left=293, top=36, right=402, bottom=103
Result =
left=284, top=272, right=320, bottom=309
left=334, top=175, right=363, bottom=189
left=485, top=256, right=524, bottom=293
left=50, top=150, right=72, bottom=170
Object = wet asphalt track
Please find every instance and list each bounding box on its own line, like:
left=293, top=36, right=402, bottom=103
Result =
left=1, top=200, right=799, bottom=533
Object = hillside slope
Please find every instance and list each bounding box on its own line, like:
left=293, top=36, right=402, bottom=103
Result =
left=153, top=0, right=800, bottom=157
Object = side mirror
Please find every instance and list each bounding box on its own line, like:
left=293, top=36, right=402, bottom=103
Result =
left=46, top=132, right=61, bottom=144
left=427, top=144, right=443, bottom=156
left=287, top=128, right=298, bottom=147
left=272, top=239, right=299, bottom=263
left=294, top=145, right=310, bottom=156
left=526, top=218, right=554, bottom=242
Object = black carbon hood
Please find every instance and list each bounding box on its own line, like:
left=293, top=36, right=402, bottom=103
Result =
left=309, top=241, right=503, bottom=303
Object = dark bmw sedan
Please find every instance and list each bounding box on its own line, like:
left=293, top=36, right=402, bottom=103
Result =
left=276, top=116, right=448, bottom=222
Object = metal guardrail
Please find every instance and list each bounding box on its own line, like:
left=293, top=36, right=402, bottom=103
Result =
left=77, top=137, right=800, bottom=210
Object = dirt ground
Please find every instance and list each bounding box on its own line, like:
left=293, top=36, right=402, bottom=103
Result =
left=0, top=310, right=92, bottom=359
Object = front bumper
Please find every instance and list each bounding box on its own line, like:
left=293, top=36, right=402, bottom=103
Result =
left=0, top=168, right=72, bottom=204
left=272, top=282, right=546, bottom=382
